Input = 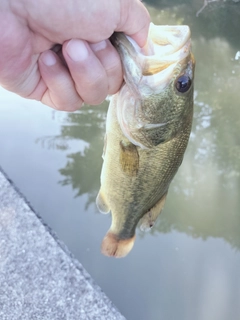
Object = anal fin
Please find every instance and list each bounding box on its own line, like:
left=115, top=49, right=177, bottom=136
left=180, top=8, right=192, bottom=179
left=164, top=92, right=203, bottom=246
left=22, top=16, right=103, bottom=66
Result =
left=140, top=192, right=168, bottom=231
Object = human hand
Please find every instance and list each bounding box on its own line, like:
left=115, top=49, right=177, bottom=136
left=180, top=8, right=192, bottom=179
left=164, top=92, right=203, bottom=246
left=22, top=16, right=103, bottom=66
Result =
left=0, top=0, right=150, bottom=111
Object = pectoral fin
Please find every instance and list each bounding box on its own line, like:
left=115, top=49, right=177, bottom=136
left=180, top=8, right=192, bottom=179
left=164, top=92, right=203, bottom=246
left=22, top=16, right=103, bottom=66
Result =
left=96, top=190, right=110, bottom=214
left=140, top=192, right=168, bottom=231
left=119, top=140, right=139, bottom=176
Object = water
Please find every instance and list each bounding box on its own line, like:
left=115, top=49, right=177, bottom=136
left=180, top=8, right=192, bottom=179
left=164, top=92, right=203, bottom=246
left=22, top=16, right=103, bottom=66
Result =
left=0, top=1, right=240, bottom=319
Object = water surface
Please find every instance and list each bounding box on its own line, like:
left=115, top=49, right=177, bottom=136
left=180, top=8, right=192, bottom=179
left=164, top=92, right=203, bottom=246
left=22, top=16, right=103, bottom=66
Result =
left=0, top=1, right=240, bottom=319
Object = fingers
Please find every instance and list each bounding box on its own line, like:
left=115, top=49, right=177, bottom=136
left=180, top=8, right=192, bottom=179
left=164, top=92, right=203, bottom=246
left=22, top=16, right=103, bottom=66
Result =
left=62, top=39, right=122, bottom=105
left=38, top=50, right=83, bottom=111
left=89, top=40, right=123, bottom=95
left=37, top=39, right=122, bottom=111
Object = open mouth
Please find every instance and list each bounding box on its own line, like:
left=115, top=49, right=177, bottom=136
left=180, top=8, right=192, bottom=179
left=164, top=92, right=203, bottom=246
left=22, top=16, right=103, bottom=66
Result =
left=112, top=24, right=192, bottom=98
left=147, top=24, right=191, bottom=55
left=127, top=24, right=192, bottom=76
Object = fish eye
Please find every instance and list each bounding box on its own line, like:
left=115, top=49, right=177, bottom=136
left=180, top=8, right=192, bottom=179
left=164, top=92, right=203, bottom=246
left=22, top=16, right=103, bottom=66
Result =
left=175, top=75, right=191, bottom=93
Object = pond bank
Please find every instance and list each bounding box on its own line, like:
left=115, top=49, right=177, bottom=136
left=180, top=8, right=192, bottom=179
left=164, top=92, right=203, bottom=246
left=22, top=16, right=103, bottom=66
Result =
left=0, top=168, right=124, bottom=320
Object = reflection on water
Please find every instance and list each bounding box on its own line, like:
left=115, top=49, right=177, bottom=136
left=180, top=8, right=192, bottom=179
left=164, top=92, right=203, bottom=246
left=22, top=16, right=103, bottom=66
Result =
left=57, top=106, right=106, bottom=206
left=37, top=104, right=107, bottom=207
left=0, top=1, right=240, bottom=320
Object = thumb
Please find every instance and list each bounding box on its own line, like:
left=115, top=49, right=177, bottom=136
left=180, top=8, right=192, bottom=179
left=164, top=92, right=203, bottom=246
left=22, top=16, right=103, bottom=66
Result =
left=117, top=0, right=150, bottom=47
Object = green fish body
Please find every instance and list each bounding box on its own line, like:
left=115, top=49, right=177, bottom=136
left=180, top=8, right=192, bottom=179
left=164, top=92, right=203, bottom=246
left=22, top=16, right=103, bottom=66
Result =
left=97, top=24, right=195, bottom=258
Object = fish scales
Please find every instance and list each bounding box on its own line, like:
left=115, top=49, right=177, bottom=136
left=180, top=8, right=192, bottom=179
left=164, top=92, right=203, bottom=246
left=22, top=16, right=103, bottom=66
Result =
left=96, top=23, right=195, bottom=258
left=102, top=95, right=193, bottom=234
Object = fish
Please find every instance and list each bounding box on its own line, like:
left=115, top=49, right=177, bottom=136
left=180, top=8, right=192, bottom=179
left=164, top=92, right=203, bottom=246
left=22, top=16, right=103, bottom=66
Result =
left=96, top=23, right=195, bottom=258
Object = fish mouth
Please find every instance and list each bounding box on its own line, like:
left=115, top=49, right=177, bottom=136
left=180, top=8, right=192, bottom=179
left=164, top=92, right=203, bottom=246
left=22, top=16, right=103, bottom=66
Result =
left=130, top=24, right=191, bottom=65
left=111, top=24, right=192, bottom=94
left=144, top=24, right=191, bottom=57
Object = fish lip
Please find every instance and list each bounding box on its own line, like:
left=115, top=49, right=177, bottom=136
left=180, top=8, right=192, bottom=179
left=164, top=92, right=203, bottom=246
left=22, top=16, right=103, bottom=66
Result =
left=139, top=24, right=191, bottom=57
left=160, top=38, right=192, bottom=64
left=116, top=24, right=192, bottom=60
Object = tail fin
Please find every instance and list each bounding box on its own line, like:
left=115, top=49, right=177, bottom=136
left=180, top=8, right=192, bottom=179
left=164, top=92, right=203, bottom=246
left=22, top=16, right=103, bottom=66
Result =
left=101, top=232, right=135, bottom=258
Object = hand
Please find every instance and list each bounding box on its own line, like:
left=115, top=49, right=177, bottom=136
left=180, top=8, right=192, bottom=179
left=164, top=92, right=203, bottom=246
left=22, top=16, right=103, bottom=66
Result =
left=0, top=0, right=150, bottom=111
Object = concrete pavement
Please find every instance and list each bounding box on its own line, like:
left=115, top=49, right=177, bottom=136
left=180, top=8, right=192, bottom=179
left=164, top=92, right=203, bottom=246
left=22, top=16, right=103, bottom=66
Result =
left=0, top=169, right=125, bottom=320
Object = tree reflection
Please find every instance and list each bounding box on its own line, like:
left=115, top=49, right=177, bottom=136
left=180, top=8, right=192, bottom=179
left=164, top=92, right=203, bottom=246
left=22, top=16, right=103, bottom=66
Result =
left=57, top=105, right=107, bottom=208
left=37, top=102, right=107, bottom=208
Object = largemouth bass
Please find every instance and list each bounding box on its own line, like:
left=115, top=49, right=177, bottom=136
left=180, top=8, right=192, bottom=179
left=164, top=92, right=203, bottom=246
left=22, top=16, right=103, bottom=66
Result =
left=96, top=23, right=195, bottom=258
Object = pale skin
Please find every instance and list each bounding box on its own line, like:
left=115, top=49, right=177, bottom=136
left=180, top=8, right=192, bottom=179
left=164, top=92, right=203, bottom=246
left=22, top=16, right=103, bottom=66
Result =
left=0, top=0, right=150, bottom=111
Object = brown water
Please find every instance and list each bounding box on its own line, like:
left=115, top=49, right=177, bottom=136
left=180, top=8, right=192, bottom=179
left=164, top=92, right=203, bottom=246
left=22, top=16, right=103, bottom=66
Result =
left=0, top=1, right=240, bottom=319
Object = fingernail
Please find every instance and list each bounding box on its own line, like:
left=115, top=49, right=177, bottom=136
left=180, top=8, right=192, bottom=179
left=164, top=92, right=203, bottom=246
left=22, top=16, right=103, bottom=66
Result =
left=41, top=51, right=56, bottom=66
left=90, top=40, right=107, bottom=52
left=66, top=39, right=89, bottom=62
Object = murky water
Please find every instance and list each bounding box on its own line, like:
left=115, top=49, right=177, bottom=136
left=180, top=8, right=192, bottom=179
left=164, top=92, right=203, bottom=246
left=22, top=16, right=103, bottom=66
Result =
left=0, top=1, right=240, bottom=319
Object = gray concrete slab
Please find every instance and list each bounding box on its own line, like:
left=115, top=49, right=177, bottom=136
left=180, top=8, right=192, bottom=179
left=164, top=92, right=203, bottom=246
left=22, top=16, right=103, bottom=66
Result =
left=0, top=169, right=125, bottom=320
